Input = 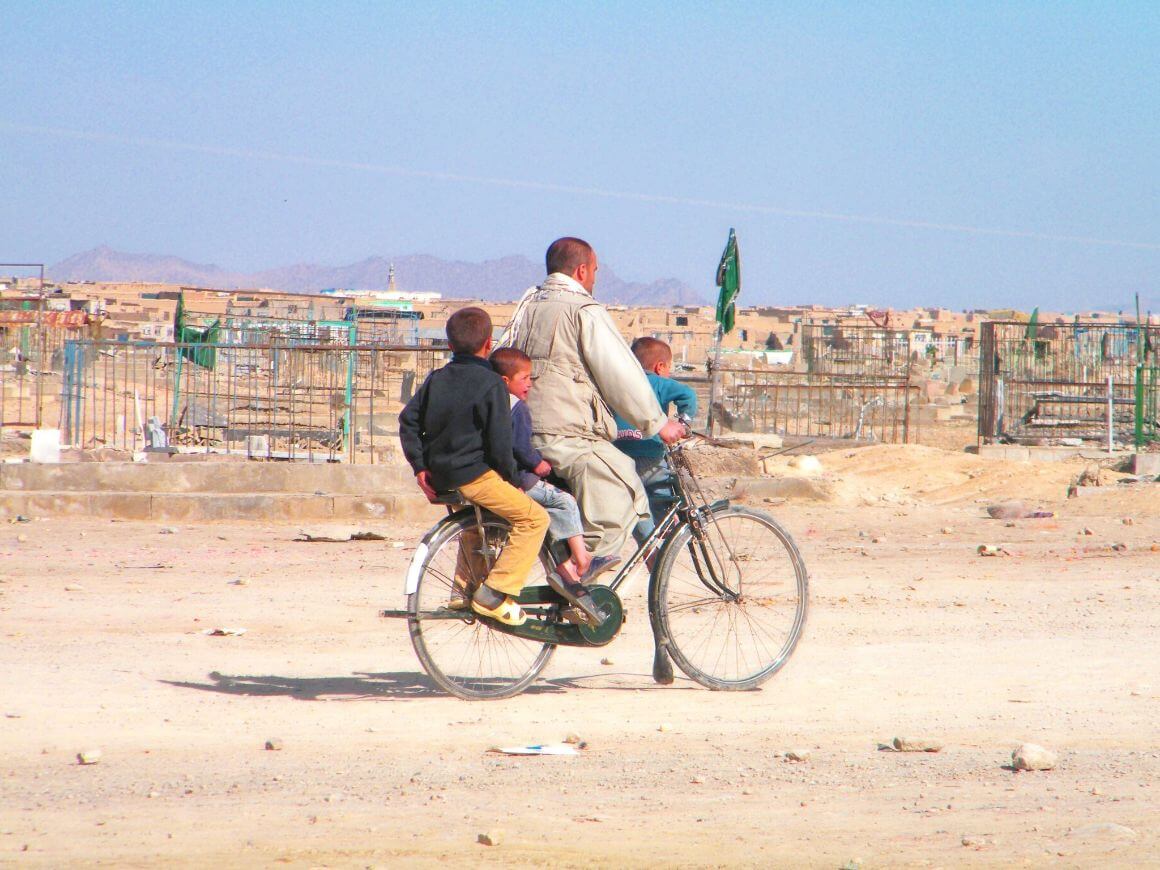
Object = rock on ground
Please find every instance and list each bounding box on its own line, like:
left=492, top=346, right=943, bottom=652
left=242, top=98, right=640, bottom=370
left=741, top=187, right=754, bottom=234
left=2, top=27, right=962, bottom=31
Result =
left=1012, top=743, right=1057, bottom=771
left=893, top=736, right=943, bottom=752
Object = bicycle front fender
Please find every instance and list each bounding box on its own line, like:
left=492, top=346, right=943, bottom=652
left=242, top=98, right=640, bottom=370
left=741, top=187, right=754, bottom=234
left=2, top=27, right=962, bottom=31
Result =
left=649, top=499, right=732, bottom=572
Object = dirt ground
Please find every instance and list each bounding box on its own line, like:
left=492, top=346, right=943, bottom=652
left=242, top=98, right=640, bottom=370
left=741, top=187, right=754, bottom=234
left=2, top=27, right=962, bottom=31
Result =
left=1, top=445, right=1158, bottom=868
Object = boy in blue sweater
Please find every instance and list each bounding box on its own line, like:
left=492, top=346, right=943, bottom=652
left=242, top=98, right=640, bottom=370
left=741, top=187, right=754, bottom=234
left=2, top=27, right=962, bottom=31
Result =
left=613, top=337, right=698, bottom=543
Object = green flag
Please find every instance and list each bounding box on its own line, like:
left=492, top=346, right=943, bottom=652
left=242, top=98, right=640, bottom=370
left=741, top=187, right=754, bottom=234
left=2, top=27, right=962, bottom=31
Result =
left=173, top=291, right=186, bottom=338
left=715, top=228, right=741, bottom=334
left=173, top=292, right=218, bottom=369
left=1025, top=306, right=1039, bottom=340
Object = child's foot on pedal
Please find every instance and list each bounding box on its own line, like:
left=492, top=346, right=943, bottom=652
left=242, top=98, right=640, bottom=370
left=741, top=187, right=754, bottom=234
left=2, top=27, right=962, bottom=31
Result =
left=471, top=585, right=527, bottom=626
left=557, top=559, right=582, bottom=584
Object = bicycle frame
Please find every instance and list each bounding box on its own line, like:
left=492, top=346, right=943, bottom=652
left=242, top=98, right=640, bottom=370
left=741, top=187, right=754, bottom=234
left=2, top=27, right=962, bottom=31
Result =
left=405, top=436, right=742, bottom=604
left=600, top=438, right=735, bottom=601
left=395, top=431, right=808, bottom=697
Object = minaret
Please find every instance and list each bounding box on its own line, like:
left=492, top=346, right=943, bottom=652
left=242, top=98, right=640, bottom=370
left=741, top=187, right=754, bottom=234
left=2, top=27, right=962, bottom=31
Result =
left=387, top=263, right=397, bottom=295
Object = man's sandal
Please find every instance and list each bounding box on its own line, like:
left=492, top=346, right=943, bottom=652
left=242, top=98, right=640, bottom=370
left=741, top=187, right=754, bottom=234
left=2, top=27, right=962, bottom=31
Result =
left=652, top=644, right=675, bottom=685
left=470, top=594, right=527, bottom=626
left=579, top=555, right=621, bottom=584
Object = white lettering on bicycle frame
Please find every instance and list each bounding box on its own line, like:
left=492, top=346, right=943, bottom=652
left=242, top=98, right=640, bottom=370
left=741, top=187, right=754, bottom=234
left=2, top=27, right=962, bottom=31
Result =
left=404, top=543, right=429, bottom=595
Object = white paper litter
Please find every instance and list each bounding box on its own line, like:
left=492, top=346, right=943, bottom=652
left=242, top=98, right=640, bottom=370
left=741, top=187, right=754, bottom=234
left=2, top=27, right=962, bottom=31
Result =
left=489, top=743, right=580, bottom=756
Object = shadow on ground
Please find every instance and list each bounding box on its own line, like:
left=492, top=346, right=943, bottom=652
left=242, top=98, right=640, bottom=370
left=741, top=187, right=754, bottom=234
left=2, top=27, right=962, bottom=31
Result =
left=161, top=670, right=568, bottom=700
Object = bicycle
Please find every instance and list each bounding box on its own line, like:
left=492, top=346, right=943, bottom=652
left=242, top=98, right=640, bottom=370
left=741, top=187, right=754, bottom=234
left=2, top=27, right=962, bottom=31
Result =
left=381, top=429, right=808, bottom=700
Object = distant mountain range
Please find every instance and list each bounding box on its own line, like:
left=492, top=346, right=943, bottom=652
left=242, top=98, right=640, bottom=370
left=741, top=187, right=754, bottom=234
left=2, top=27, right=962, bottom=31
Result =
left=48, top=246, right=707, bottom=307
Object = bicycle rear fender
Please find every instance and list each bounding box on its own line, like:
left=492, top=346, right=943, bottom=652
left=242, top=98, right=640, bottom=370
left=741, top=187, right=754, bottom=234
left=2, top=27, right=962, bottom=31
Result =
left=404, top=544, right=429, bottom=595
left=404, top=508, right=476, bottom=595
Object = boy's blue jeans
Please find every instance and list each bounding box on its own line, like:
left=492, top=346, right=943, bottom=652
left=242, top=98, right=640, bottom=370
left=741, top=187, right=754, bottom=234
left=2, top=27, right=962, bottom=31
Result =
left=526, top=479, right=584, bottom=543
left=631, top=455, right=677, bottom=546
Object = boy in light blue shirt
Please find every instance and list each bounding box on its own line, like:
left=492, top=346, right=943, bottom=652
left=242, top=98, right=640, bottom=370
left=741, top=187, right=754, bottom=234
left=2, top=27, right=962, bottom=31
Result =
left=613, top=337, right=697, bottom=544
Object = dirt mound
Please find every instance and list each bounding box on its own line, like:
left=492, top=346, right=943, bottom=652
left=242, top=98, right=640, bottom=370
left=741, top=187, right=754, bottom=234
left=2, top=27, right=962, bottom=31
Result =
left=763, top=443, right=1109, bottom=507
left=681, top=440, right=762, bottom=477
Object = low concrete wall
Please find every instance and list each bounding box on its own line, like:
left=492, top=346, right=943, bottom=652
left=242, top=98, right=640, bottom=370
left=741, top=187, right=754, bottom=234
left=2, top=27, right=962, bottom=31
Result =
left=0, top=489, right=443, bottom=523
left=1131, top=453, right=1160, bottom=476
left=976, top=445, right=1132, bottom=462
left=0, top=459, right=443, bottom=521
left=0, top=461, right=416, bottom=494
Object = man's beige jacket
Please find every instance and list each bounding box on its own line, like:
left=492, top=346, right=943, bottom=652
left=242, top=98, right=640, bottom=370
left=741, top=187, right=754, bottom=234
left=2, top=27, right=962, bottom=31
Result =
left=505, top=273, right=666, bottom=442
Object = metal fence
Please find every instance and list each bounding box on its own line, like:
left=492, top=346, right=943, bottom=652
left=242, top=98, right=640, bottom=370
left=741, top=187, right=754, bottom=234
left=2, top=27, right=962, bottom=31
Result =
left=1, top=306, right=93, bottom=428
left=800, top=323, right=979, bottom=375
left=801, top=324, right=913, bottom=375
left=978, top=321, right=1159, bottom=447
left=59, top=340, right=446, bottom=462
left=717, top=369, right=920, bottom=443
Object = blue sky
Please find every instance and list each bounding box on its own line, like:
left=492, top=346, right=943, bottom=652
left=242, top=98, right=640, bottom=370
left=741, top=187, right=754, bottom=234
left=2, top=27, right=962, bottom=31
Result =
left=2, top=1, right=1157, bottom=311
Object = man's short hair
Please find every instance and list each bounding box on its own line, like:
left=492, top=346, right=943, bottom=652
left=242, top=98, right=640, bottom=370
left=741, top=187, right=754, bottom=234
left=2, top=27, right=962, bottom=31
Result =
left=631, top=336, right=672, bottom=370
left=546, top=237, right=594, bottom=276
left=445, top=306, right=493, bottom=354
left=489, top=347, right=531, bottom=379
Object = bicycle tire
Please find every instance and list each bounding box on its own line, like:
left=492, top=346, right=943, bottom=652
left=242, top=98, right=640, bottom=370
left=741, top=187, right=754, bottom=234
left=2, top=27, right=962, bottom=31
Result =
left=649, top=505, right=808, bottom=691
left=407, top=511, right=555, bottom=700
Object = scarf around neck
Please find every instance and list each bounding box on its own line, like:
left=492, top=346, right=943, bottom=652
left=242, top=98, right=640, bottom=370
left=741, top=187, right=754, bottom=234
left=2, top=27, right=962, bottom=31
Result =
left=498, top=272, right=591, bottom=348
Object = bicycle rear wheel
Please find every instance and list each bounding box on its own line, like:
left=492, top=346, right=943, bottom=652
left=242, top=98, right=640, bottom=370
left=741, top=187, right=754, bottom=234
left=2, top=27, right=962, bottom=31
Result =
left=408, top=511, right=555, bottom=700
left=650, top=506, right=807, bottom=690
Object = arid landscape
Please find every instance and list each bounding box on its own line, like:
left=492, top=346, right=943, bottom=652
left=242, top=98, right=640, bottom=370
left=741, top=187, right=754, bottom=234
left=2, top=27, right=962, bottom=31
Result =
left=7, top=3, right=1159, bottom=866
left=2, top=445, right=1156, bottom=867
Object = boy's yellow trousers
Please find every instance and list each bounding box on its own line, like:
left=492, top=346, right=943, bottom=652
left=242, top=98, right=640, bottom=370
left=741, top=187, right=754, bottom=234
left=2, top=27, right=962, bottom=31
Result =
left=457, top=470, right=549, bottom=596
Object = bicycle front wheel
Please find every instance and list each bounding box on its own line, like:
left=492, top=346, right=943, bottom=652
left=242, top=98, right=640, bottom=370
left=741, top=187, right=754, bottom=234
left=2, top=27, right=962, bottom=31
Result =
left=408, top=511, right=555, bottom=700
left=650, top=506, right=808, bottom=690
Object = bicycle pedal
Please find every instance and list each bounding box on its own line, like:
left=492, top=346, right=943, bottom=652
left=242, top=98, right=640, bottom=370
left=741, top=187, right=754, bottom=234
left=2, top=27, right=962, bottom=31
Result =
left=560, top=606, right=596, bottom=627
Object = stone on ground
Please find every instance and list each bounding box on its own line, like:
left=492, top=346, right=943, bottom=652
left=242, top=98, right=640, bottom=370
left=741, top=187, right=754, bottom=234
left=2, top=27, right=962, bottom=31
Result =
left=1012, top=743, right=1056, bottom=771
left=893, top=736, right=942, bottom=752
left=986, top=500, right=1025, bottom=520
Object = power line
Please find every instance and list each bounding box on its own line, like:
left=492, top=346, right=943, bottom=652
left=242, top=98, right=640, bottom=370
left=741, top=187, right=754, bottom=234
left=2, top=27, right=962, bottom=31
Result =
left=7, top=123, right=1160, bottom=253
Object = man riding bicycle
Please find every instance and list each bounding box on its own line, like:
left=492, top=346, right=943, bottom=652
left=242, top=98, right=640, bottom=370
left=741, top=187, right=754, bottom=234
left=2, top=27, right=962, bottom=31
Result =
left=501, top=237, right=686, bottom=562
left=501, top=237, right=687, bottom=681
left=393, top=244, right=809, bottom=697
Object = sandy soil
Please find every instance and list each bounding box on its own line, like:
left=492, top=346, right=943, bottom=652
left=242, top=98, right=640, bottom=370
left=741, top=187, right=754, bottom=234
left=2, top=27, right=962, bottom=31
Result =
left=1, top=445, right=1157, bottom=868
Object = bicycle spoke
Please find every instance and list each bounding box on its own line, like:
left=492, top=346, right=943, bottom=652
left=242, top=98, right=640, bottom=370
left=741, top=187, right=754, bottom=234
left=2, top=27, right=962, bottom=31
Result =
left=653, top=507, right=807, bottom=689
left=409, top=514, right=555, bottom=699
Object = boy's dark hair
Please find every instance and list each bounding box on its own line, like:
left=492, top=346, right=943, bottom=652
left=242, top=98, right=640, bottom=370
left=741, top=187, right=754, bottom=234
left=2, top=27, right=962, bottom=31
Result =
left=489, top=346, right=531, bottom=379
left=546, top=237, right=594, bottom=276
left=445, top=306, right=493, bottom=354
left=630, top=336, right=672, bottom=370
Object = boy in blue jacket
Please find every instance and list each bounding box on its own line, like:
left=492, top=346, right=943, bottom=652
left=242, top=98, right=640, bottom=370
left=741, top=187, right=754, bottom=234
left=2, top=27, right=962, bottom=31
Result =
left=613, top=337, right=698, bottom=543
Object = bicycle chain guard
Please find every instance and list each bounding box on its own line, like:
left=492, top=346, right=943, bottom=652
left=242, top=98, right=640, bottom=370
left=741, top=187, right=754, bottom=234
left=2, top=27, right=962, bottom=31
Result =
left=475, top=584, right=624, bottom=648
left=575, top=586, right=623, bottom=647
